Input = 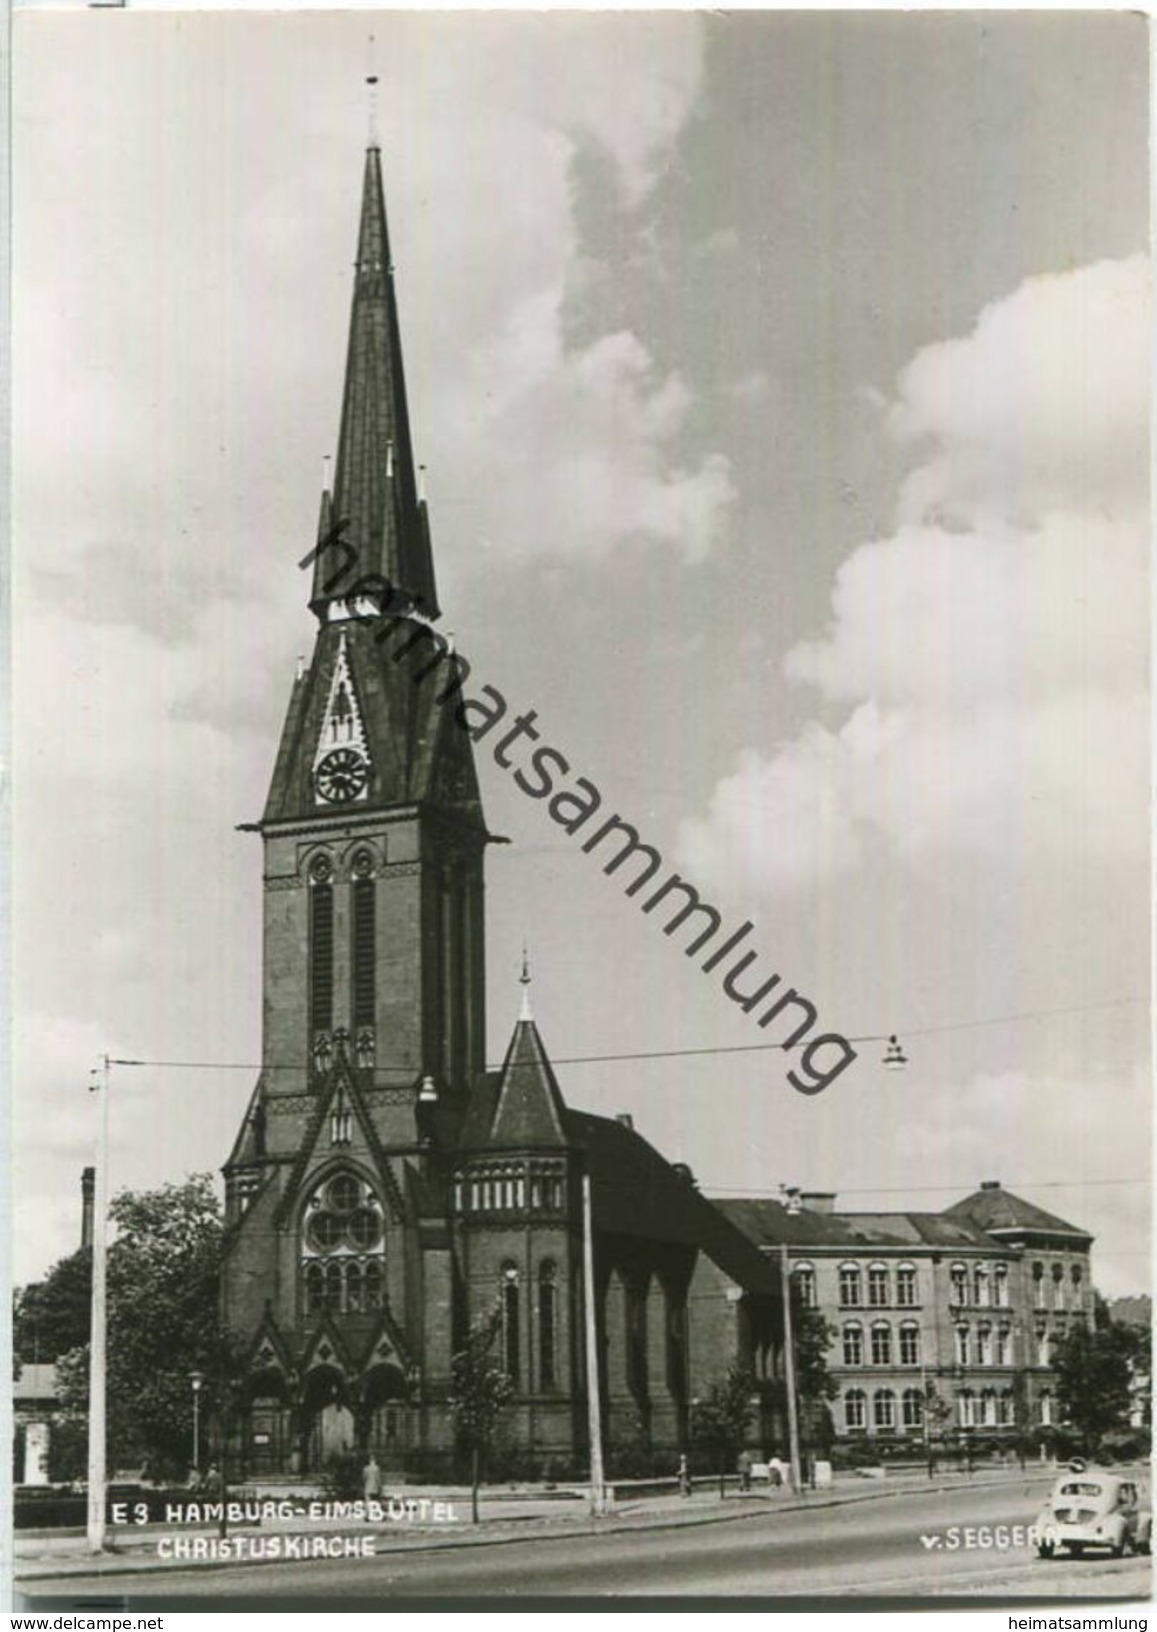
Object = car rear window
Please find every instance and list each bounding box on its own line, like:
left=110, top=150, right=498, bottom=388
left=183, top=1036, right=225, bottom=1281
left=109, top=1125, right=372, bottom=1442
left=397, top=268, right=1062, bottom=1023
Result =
left=1059, top=1482, right=1104, bottom=1497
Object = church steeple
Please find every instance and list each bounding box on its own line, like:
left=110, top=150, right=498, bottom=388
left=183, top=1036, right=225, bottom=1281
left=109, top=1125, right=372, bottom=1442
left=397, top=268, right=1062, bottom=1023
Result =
left=311, top=144, right=440, bottom=622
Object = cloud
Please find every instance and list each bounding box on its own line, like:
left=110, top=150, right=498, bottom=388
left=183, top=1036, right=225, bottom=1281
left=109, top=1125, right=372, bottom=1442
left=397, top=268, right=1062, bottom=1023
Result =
left=678, top=256, right=1149, bottom=890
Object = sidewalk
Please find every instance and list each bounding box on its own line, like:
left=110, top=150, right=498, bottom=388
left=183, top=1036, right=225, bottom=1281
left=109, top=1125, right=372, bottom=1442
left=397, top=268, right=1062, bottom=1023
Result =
left=14, top=1465, right=1049, bottom=1581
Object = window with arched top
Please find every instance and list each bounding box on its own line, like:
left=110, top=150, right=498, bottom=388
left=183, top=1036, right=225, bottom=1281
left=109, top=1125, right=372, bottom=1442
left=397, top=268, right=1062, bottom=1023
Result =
left=993, top=1263, right=1010, bottom=1308
left=901, top=1388, right=924, bottom=1431
left=973, top=1264, right=990, bottom=1308
left=1032, top=1262, right=1046, bottom=1309
left=899, top=1321, right=920, bottom=1366
left=793, top=1263, right=816, bottom=1309
left=998, top=1389, right=1015, bottom=1427
left=538, top=1262, right=558, bottom=1390
left=842, top=1323, right=863, bottom=1366
left=351, top=852, right=376, bottom=1035
left=300, top=1168, right=386, bottom=1318
left=873, top=1389, right=896, bottom=1430
left=844, top=1388, right=867, bottom=1431
left=868, top=1263, right=889, bottom=1308
left=958, top=1389, right=975, bottom=1428
left=870, top=1322, right=892, bottom=1366
left=950, top=1263, right=967, bottom=1306
left=839, top=1264, right=861, bottom=1308
left=309, top=855, right=335, bottom=1043
left=896, top=1263, right=917, bottom=1308
left=501, top=1263, right=521, bottom=1386
left=955, top=1324, right=970, bottom=1367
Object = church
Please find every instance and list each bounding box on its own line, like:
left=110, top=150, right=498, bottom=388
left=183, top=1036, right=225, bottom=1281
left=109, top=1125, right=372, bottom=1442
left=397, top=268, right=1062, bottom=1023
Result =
left=219, top=140, right=785, bottom=1478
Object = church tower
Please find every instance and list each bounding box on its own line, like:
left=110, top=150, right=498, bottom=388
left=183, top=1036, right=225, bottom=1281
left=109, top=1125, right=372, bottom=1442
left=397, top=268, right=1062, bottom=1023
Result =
left=221, top=141, right=490, bottom=1472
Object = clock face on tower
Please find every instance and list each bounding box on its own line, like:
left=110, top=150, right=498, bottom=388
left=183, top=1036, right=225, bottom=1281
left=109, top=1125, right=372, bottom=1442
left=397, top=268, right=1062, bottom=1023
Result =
left=314, top=748, right=369, bottom=804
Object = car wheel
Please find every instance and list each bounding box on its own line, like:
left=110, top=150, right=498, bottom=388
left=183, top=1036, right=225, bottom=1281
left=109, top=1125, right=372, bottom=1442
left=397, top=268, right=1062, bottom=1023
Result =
left=1037, top=1541, right=1055, bottom=1560
left=1138, top=1539, right=1151, bottom=1556
left=1111, top=1534, right=1129, bottom=1559
left=1067, top=1543, right=1084, bottom=1557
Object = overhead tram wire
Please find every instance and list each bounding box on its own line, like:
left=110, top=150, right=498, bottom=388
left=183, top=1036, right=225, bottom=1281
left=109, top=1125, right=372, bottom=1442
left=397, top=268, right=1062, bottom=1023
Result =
left=106, top=991, right=1146, bottom=1077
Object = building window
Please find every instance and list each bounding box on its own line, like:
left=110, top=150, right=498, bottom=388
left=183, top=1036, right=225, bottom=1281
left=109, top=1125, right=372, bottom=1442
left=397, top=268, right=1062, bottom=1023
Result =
left=538, top=1262, right=558, bottom=1390
left=896, top=1264, right=917, bottom=1308
left=998, top=1389, right=1014, bottom=1427
left=1037, top=1328, right=1051, bottom=1368
left=868, top=1264, right=889, bottom=1308
left=839, top=1264, right=862, bottom=1308
left=299, top=1168, right=386, bottom=1317
left=955, top=1325, right=969, bottom=1367
left=502, top=1264, right=520, bottom=1386
left=899, top=1322, right=920, bottom=1366
left=901, top=1388, right=924, bottom=1431
left=994, top=1263, right=1010, bottom=1308
left=351, top=862, right=376, bottom=1033
left=976, top=1323, right=992, bottom=1366
left=1052, top=1263, right=1065, bottom=1310
left=794, top=1263, right=816, bottom=1309
left=309, top=861, right=334, bottom=1038
left=995, top=1325, right=1012, bottom=1366
left=950, top=1263, right=967, bottom=1307
left=1039, top=1390, right=1053, bottom=1427
left=979, top=1389, right=997, bottom=1427
left=958, top=1389, right=975, bottom=1428
left=1070, top=1263, right=1083, bottom=1310
left=843, top=1323, right=864, bottom=1366
left=844, top=1389, right=867, bottom=1431
left=973, top=1265, right=990, bottom=1308
left=873, top=1389, right=896, bottom=1431
left=870, top=1322, right=892, bottom=1366
left=1033, top=1262, right=1045, bottom=1309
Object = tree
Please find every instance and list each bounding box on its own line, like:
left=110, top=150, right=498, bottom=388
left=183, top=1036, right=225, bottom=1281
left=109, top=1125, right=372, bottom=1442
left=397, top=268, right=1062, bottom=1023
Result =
left=693, top=1365, right=757, bottom=1497
left=1052, top=1321, right=1135, bottom=1457
left=791, top=1298, right=839, bottom=1475
left=53, top=1174, right=239, bottom=1479
left=13, top=1248, right=93, bottom=1369
left=448, top=1308, right=514, bottom=1523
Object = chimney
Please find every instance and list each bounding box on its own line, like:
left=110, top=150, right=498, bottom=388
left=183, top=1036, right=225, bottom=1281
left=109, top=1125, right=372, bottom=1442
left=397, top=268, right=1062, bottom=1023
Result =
left=615, top=1113, right=634, bottom=1131
left=980, top=1180, right=1002, bottom=1191
left=81, top=1167, right=95, bottom=1249
left=800, top=1191, right=837, bottom=1215
left=783, top=1185, right=803, bottom=1216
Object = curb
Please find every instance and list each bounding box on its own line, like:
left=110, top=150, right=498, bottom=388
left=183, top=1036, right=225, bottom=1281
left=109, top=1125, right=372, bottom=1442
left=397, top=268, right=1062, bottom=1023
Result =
left=14, top=1471, right=1048, bottom=1582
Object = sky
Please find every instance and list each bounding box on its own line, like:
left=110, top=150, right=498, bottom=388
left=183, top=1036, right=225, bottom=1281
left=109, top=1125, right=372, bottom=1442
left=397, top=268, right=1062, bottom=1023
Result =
left=11, top=11, right=1150, bottom=1295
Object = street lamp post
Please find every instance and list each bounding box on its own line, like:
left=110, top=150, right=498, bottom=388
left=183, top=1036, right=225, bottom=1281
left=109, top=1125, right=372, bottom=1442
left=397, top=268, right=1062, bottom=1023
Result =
left=86, top=1055, right=110, bottom=1555
left=189, top=1371, right=204, bottom=1477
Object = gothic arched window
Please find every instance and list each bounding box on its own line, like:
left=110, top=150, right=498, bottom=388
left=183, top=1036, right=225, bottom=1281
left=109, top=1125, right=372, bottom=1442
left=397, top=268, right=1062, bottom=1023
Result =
left=300, top=1168, right=386, bottom=1318
left=501, top=1263, right=521, bottom=1386
left=351, top=852, right=376, bottom=1035
left=538, top=1262, right=558, bottom=1390
left=309, top=854, right=335, bottom=1042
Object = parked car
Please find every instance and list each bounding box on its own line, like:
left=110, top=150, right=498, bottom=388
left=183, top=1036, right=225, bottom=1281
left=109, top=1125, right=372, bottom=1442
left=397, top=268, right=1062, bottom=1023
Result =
left=1036, top=1465, right=1151, bottom=1559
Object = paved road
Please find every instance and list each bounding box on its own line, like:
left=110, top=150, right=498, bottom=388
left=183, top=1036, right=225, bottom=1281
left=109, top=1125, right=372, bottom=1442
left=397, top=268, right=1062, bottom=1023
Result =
left=19, top=1478, right=1152, bottom=1605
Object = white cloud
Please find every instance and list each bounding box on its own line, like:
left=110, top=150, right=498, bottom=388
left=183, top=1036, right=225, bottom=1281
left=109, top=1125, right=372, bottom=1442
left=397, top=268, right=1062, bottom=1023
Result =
left=678, top=256, right=1149, bottom=890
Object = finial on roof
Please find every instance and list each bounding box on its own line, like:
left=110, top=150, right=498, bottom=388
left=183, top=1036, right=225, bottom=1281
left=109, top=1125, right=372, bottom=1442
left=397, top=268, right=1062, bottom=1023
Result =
left=366, top=37, right=380, bottom=150
left=322, top=453, right=332, bottom=496
left=519, top=945, right=533, bottom=1022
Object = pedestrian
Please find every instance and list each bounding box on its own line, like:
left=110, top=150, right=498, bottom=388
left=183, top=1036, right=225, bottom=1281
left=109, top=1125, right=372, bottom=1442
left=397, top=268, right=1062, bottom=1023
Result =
left=363, top=1451, right=382, bottom=1500
left=678, top=1453, right=691, bottom=1497
left=203, top=1463, right=221, bottom=1495
left=737, top=1448, right=753, bottom=1492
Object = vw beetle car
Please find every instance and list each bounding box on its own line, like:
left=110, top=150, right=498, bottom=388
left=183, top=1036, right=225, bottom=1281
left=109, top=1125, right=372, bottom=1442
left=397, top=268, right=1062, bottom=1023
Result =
left=1036, top=1464, right=1151, bottom=1559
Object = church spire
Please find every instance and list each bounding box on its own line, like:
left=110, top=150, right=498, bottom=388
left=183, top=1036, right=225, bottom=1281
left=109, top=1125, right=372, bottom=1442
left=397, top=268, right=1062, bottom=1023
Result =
left=311, top=143, right=440, bottom=622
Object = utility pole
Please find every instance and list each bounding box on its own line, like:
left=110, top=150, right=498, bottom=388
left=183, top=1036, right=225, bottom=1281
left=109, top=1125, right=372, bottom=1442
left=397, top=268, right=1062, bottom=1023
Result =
left=780, top=1244, right=802, bottom=1495
left=86, top=1054, right=110, bottom=1554
left=581, top=1172, right=606, bottom=1517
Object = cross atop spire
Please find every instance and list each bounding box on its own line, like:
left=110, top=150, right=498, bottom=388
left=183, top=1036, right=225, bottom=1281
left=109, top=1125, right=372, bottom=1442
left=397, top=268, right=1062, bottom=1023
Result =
left=310, top=144, right=440, bottom=622
left=519, top=945, right=533, bottom=1023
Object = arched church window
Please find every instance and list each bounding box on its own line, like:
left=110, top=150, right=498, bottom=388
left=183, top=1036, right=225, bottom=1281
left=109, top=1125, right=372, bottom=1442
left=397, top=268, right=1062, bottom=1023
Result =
left=538, top=1262, right=558, bottom=1390
left=300, top=1169, right=386, bottom=1318
left=351, top=853, right=376, bottom=1034
left=309, top=855, right=335, bottom=1041
left=501, top=1263, right=520, bottom=1386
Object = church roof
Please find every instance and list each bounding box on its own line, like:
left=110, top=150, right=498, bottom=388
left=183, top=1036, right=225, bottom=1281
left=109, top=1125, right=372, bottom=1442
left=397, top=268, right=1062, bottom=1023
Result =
left=486, top=1019, right=570, bottom=1148
left=943, top=1182, right=1092, bottom=1242
left=311, top=145, right=438, bottom=620
left=571, top=1113, right=778, bottom=1293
